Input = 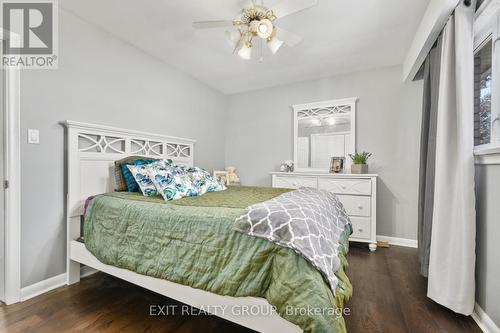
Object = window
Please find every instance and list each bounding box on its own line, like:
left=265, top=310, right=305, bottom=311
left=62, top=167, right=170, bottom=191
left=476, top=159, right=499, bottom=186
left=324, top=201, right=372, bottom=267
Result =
left=473, top=4, right=500, bottom=156
left=474, top=40, right=492, bottom=146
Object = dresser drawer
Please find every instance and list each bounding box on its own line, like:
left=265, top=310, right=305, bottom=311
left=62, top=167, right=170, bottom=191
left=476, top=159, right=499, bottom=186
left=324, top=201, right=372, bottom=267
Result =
left=350, top=216, right=371, bottom=240
left=273, top=176, right=317, bottom=189
left=337, top=195, right=371, bottom=217
left=318, top=178, right=371, bottom=195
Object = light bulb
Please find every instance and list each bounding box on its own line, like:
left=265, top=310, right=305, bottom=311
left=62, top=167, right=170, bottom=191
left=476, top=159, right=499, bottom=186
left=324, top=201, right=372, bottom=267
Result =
left=256, top=19, right=273, bottom=39
left=267, top=36, right=284, bottom=54
left=238, top=42, right=252, bottom=60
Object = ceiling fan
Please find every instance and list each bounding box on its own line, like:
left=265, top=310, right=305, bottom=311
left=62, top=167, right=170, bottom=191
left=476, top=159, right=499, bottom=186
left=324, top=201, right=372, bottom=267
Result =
left=192, top=0, right=317, bottom=61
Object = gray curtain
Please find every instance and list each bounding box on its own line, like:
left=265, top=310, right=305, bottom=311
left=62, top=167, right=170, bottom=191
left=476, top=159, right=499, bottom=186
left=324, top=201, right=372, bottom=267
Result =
left=418, top=36, right=442, bottom=277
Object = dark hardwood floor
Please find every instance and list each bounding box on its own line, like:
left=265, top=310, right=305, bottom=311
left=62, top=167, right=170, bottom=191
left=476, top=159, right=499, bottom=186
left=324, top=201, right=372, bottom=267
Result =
left=345, top=243, right=481, bottom=333
left=0, top=245, right=481, bottom=333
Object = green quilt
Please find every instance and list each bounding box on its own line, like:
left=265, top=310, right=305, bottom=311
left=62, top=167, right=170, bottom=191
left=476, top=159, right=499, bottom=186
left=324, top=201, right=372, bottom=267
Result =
left=84, top=186, right=352, bottom=333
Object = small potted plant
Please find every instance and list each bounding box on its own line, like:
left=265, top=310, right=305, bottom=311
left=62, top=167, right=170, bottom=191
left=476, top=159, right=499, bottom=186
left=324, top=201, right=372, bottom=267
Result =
left=349, top=151, right=372, bottom=174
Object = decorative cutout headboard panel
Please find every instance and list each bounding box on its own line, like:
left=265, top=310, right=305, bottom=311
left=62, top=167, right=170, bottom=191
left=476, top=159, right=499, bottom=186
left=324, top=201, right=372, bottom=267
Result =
left=65, top=121, right=196, bottom=217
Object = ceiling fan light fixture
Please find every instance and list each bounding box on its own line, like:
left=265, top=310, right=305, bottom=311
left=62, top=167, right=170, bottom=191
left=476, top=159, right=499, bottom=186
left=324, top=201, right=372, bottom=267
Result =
left=225, top=30, right=241, bottom=48
left=256, top=19, right=274, bottom=39
left=238, top=41, right=252, bottom=60
left=192, top=0, right=313, bottom=60
left=267, top=36, right=284, bottom=54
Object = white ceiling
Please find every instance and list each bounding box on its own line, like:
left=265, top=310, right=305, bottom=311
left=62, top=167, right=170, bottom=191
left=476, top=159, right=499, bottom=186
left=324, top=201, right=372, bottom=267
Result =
left=60, top=0, right=430, bottom=95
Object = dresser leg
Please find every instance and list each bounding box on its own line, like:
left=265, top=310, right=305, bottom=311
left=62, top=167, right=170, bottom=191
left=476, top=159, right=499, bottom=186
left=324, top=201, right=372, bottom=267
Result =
left=369, top=243, right=377, bottom=252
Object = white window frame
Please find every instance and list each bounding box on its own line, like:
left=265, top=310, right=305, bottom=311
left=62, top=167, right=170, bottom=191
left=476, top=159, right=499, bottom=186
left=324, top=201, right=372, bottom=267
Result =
left=474, top=0, right=500, bottom=164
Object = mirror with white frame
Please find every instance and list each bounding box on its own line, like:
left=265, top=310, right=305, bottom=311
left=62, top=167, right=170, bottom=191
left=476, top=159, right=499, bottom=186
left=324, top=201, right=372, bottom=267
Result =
left=293, top=98, right=357, bottom=172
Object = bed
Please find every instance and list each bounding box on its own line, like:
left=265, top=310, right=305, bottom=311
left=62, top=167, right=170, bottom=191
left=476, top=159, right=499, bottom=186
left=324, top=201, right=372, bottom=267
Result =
left=65, top=121, right=352, bottom=333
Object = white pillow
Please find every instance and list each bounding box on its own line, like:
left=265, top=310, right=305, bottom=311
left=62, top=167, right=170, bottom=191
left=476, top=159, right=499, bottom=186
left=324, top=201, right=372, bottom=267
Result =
left=126, top=162, right=162, bottom=196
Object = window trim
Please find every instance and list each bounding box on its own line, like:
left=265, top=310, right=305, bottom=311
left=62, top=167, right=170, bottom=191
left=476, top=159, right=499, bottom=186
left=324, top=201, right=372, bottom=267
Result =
left=474, top=144, right=500, bottom=164
left=474, top=143, right=500, bottom=154
left=474, top=0, right=500, bottom=164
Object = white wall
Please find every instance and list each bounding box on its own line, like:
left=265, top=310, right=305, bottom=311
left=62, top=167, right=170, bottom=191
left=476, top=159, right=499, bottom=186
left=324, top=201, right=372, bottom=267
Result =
left=475, top=165, right=500, bottom=328
left=20, top=9, right=227, bottom=287
left=226, top=65, right=423, bottom=240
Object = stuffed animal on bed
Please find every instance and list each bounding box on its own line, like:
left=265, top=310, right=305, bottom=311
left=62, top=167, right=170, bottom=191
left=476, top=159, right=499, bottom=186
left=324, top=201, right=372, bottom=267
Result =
left=225, top=166, right=240, bottom=185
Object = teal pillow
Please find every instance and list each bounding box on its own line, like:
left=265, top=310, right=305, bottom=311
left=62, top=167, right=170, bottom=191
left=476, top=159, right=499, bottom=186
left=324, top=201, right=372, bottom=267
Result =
left=122, top=159, right=157, bottom=192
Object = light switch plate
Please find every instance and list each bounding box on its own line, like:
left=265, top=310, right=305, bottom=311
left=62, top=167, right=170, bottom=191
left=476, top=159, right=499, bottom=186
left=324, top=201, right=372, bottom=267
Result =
left=28, top=129, right=40, bottom=144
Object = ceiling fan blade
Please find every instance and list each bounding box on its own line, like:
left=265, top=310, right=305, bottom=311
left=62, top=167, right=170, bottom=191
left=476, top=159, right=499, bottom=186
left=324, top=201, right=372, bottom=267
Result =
left=232, top=36, right=244, bottom=54
left=238, top=0, right=253, bottom=8
left=275, top=27, right=302, bottom=47
left=270, top=0, right=317, bottom=19
left=192, top=20, right=235, bottom=29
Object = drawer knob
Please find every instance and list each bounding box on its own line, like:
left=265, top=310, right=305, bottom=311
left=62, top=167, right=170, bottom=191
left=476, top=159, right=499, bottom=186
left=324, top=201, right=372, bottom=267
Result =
left=358, top=228, right=363, bottom=232
left=341, top=185, right=347, bottom=189
left=357, top=205, right=363, bottom=210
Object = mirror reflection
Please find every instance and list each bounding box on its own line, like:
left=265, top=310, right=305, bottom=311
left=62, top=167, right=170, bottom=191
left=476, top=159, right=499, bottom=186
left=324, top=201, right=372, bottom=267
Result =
left=297, top=114, right=352, bottom=169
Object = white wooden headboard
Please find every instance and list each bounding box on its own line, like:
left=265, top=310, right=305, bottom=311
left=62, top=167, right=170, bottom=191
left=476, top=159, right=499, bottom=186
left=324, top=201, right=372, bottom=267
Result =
left=65, top=120, right=196, bottom=218
left=65, top=120, right=196, bottom=284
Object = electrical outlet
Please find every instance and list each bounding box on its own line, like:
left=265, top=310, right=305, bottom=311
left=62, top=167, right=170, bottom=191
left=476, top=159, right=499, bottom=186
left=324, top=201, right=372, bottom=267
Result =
left=28, top=129, right=40, bottom=144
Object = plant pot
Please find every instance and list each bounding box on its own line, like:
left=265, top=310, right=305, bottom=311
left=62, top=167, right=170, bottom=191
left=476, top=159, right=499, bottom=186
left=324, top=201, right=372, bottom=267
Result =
left=351, top=164, right=368, bottom=174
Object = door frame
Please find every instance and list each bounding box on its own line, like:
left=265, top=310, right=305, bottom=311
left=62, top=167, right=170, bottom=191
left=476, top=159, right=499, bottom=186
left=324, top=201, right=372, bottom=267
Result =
left=0, top=28, right=21, bottom=305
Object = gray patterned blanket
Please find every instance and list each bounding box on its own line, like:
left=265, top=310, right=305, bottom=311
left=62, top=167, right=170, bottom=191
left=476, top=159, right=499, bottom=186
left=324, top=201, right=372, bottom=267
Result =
left=234, top=187, right=351, bottom=294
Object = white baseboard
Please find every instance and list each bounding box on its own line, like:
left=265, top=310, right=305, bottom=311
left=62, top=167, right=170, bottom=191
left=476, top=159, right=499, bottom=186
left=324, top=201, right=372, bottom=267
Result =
left=20, top=265, right=98, bottom=302
left=376, top=235, right=418, bottom=248
left=20, top=273, right=66, bottom=301
left=472, top=302, right=500, bottom=333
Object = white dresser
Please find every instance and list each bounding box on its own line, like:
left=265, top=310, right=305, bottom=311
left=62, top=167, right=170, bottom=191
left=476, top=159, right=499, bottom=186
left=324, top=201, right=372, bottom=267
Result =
left=271, top=172, right=378, bottom=251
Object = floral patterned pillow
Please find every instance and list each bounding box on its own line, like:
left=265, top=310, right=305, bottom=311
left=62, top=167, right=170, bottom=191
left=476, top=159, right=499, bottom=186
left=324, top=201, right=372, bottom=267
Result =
left=184, top=166, right=226, bottom=195
left=147, top=164, right=199, bottom=201
left=126, top=163, right=162, bottom=196
left=162, top=158, right=173, bottom=166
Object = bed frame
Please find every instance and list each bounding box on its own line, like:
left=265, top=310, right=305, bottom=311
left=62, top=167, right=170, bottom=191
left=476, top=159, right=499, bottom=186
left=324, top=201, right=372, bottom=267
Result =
left=65, top=121, right=302, bottom=333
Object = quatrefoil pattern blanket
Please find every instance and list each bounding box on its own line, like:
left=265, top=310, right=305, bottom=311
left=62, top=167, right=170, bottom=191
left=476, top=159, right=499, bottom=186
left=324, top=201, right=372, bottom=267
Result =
left=234, top=187, right=351, bottom=294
